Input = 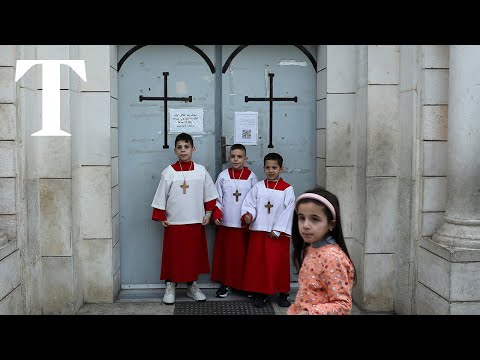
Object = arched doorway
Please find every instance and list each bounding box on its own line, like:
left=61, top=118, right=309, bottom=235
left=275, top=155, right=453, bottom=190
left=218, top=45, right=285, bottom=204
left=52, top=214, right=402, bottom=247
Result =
left=118, top=45, right=316, bottom=292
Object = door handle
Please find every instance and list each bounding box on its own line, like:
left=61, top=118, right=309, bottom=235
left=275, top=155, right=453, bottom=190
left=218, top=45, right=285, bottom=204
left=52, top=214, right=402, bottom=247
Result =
left=221, top=136, right=237, bottom=163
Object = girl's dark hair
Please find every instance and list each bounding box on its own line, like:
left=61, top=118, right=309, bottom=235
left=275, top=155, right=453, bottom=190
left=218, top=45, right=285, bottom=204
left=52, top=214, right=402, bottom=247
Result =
left=291, top=186, right=356, bottom=284
left=175, top=132, right=194, bottom=147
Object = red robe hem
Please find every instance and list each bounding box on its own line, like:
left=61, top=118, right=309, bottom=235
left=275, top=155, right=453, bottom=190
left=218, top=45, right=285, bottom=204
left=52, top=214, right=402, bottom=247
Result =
left=211, top=225, right=249, bottom=289
left=242, top=230, right=290, bottom=294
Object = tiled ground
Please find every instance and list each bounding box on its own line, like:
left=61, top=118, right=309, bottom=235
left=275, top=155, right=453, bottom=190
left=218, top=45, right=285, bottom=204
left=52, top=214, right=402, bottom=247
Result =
left=76, top=288, right=388, bottom=315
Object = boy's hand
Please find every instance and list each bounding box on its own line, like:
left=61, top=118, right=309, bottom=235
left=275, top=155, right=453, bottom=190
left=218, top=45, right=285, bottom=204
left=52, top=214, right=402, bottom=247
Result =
left=244, top=212, right=253, bottom=224
left=214, top=219, right=221, bottom=226
left=202, top=213, right=212, bottom=226
left=161, top=221, right=170, bottom=227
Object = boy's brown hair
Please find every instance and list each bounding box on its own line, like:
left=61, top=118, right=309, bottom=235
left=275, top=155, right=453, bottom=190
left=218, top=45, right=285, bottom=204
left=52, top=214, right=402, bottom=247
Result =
left=175, top=132, right=194, bottom=147
left=264, top=152, right=283, bottom=167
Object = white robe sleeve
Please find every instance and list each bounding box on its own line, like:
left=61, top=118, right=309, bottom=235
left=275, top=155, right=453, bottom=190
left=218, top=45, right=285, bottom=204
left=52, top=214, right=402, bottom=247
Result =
left=151, top=168, right=172, bottom=210
left=241, top=183, right=258, bottom=221
left=214, top=172, right=225, bottom=213
left=272, top=185, right=296, bottom=235
left=203, top=167, right=219, bottom=203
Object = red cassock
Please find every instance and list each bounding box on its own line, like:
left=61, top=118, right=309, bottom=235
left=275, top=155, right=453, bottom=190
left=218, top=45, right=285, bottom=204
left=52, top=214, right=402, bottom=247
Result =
left=155, top=221, right=210, bottom=283
left=211, top=226, right=250, bottom=289
left=241, top=231, right=291, bottom=294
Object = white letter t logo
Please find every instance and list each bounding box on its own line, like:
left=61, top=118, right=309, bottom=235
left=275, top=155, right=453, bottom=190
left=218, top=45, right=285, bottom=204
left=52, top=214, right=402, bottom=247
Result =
left=15, top=60, right=87, bottom=136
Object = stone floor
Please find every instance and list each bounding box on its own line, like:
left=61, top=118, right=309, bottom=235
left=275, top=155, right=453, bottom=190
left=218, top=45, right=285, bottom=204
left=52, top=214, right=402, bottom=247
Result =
left=76, top=288, right=390, bottom=315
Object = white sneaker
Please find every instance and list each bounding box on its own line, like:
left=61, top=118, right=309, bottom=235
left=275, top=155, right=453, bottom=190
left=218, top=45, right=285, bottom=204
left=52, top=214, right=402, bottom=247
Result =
left=186, top=281, right=207, bottom=302
left=163, top=282, right=176, bottom=305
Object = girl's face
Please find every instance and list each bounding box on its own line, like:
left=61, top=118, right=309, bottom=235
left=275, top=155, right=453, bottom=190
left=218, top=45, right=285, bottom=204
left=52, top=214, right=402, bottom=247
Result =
left=297, top=201, right=336, bottom=244
left=174, top=140, right=195, bottom=162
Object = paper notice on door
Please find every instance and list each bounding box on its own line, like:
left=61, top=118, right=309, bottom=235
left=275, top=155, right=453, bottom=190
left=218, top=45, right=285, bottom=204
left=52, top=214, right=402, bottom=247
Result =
left=169, top=108, right=204, bottom=133
left=234, top=111, right=258, bottom=145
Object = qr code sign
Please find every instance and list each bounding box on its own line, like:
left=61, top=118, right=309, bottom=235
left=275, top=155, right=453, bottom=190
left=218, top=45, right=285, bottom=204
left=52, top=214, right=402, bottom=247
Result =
left=242, top=129, right=252, bottom=139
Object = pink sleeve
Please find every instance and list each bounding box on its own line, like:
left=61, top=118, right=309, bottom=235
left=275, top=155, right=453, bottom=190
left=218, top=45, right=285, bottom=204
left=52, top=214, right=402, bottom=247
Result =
left=306, top=254, right=353, bottom=315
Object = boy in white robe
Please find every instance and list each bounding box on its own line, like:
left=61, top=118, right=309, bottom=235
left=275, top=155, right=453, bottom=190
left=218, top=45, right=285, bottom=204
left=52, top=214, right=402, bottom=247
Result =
left=211, top=144, right=258, bottom=297
left=151, top=133, right=218, bottom=305
left=241, top=152, right=295, bottom=308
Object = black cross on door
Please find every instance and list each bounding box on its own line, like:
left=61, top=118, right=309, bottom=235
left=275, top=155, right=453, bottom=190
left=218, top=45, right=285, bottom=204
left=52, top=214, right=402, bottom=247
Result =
left=245, top=73, right=298, bottom=148
left=139, top=72, right=192, bottom=148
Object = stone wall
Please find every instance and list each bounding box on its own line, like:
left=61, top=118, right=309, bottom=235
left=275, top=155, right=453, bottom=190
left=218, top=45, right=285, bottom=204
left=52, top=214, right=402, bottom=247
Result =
left=321, top=45, right=401, bottom=312
left=0, top=45, right=23, bottom=314
left=0, top=45, right=118, bottom=314
left=74, top=45, right=117, bottom=304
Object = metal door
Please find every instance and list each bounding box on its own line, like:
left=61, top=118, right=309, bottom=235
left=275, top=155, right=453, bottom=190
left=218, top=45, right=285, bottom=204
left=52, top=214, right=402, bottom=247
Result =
left=118, top=45, right=217, bottom=288
left=221, top=45, right=317, bottom=281
left=118, top=45, right=316, bottom=288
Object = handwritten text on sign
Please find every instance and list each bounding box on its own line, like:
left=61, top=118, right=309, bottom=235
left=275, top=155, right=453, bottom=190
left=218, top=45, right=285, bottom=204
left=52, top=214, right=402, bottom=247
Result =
left=169, top=108, right=204, bottom=133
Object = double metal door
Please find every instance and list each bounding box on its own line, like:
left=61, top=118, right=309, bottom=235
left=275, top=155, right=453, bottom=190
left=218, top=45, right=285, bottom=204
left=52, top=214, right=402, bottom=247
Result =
left=118, top=45, right=316, bottom=288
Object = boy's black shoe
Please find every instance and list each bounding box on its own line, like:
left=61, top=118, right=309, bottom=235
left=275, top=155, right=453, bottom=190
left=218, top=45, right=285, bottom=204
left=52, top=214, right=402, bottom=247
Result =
left=278, top=293, right=291, bottom=307
left=253, top=294, right=270, bottom=308
left=215, top=284, right=232, bottom=298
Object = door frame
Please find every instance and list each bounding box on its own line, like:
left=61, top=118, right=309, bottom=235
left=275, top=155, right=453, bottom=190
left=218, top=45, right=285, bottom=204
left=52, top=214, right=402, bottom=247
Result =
left=116, top=45, right=318, bottom=289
